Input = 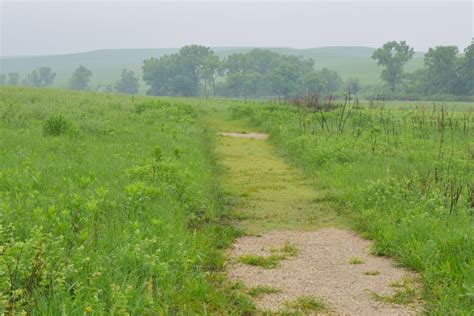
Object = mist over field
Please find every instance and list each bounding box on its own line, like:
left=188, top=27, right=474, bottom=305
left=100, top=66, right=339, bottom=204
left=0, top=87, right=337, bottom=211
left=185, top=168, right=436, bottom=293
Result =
left=1, top=1, right=473, bottom=315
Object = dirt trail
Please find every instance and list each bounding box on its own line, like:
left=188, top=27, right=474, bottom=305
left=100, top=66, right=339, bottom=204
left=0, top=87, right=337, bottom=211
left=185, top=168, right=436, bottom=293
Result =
left=216, top=122, right=422, bottom=314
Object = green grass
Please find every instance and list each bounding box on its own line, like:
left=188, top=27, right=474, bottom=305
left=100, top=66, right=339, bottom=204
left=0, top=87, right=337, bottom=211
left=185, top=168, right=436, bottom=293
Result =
left=373, top=277, right=419, bottom=305
left=280, top=242, right=299, bottom=257
left=231, top=100, right=474, bottom=313
left=248, top=285, right=281, bottom=298
left=238, top=254, right=285, bottom=269
left=349, top=257, right=366, bottom=265
left=284, top=295, right=327, bottom=313
left=364, top=271, right=381, bottom=276
left=0, top=86, right=254, bottom=314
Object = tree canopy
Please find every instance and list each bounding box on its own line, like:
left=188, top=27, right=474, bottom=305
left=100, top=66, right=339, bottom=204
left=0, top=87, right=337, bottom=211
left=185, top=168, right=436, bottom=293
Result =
left=115, top=69, right=139, bottom=94
left=143, top=45, right=217, bottom=96
left=68, top=65, right=92, bottom=90
left=26, top=67, right=56, bottom=87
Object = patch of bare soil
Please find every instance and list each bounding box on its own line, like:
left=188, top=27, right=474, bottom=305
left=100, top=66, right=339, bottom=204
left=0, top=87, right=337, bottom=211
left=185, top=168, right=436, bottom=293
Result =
left=220, top=132, right=269, bottom=140
left=228, top=228, right=423, bottom=315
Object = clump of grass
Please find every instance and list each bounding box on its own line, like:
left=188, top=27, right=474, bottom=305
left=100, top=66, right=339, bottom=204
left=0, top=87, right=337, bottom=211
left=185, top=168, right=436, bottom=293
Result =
left=248, top=285, right=281, bottom=298
left=240, top=242, right=299, bottom=269
left=364, top=271, right=380, bottom=276
left=238, top=254, right=284, bottom=269
left=284, top=295, right=326, bottom=312
left=373, top=277, right=418, bottom=305
left=280, top=242, right=299, bottom=257
left=349, top=257, right=366, bottom=264
left=43, top=114, right=71, bottom=136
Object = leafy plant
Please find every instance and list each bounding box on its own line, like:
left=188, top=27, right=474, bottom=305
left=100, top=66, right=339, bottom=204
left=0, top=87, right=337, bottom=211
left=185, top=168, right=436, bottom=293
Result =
left=42, top=114, right=71, bottom=136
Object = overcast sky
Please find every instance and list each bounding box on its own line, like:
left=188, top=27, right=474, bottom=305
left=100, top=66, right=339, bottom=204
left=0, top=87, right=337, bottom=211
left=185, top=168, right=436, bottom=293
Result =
left=1, top=0, right=472, bottom=56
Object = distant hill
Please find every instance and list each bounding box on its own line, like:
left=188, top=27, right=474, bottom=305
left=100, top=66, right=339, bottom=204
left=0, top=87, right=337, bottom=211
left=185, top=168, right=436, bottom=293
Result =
left=0, top=47, right=425, bottom=91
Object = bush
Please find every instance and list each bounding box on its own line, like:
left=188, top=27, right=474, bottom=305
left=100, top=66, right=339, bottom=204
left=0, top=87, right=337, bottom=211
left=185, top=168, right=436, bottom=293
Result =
left=43, top=115, right=71, bottom=136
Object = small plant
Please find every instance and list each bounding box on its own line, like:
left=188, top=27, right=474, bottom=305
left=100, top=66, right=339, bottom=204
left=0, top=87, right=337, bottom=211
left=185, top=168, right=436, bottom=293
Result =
left=238, top=254, right=284, bottom=269
left=280, top=242, right=299, bottom=257
left=364, top=271, right=380, bottom=276
left=372, top=277, right=418, bottom=305
left=248, top=285, right=281, bottom=298
left=284, top=295, right=326, bottom=312
left=349, top=257, right=366, bottom=264
left=43, top=115, right=71, bottom=136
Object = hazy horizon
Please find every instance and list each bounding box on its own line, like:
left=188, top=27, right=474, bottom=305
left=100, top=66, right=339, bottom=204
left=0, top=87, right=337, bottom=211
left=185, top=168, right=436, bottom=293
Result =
left=1, top=1, right=472, bottom=57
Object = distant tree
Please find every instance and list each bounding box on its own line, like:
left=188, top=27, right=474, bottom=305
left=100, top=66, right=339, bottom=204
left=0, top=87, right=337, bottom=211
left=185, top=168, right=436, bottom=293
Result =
left=403, top=68, right=429, bottom=95
left=423, top=46, right=459, bottom=94
left=226, top=72, right=262, bottom=97
left=223, top=49, right=314, bottom=97
left=303, top=68, right=342, bottom=95
left=0, top=74, right=5, bottom=85
left=457, top=42, right=474, bottom=95
left=201, top=54, right=220, bottom=95
left=7, top=73, right=20, bottom=85
left=143, top=45, right=217, bottom=96
left=344, top=77, right=360, bottom=95
left=143, top=54, right=193, bottom=96
left=372, top=41, right=415, bottom=92
left=115, top=69, right=139, bottom=94
left=27, top=67, right=56, bottom=87
left=68, top=65, right=92, bottom=90
left=179, top=45, right=217, bottom=95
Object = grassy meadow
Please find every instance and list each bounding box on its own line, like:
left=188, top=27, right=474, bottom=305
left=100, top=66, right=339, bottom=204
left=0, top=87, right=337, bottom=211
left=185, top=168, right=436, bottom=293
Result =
left=1, top=86, right=473, bottom=314
left=230, top=98, right=474, bottom=313
left=0, top=87, right=252, bottom=314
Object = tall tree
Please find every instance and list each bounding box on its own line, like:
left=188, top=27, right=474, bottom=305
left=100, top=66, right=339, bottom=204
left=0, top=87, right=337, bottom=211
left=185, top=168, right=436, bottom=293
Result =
left=7, top=73, right=20, bottom=85
left=372, top=41, right=415, bottom=92
left=27, top=67, right=56, bottom=87
left=115, top=69, right=139, bottom=94
left=457, top=42, right=474, bottom=95
left=303, top=68, right=342, bottom=95
left=143, top=45, right=217, bottom=96
left=423, top=46, right=459, bottom=94
left=68, top=65, right=92, bottom=90
left=201, top=54, right=220, bottom=96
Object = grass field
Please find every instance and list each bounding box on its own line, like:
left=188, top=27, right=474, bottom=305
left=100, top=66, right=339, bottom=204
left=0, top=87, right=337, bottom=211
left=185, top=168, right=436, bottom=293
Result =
left=1, top=86, right=473, bottom=314
left=0, top=47, right=425, bottom=90
left=0, top=87, right=253, bottom=314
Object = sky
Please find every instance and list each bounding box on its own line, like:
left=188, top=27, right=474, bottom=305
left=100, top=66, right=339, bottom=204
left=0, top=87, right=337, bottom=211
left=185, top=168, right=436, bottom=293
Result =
left=0, top=0, right=472, bottom=57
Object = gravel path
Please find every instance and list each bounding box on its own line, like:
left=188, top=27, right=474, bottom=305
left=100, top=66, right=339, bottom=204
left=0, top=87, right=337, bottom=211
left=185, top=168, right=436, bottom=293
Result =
left=228, top=228, right=423, bottom=314
left=218, top=128, right=422, bottom=314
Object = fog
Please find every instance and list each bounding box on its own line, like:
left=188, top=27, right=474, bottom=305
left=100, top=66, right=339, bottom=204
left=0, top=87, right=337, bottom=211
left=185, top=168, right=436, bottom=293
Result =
left=1, top=0, right=472, bottom=56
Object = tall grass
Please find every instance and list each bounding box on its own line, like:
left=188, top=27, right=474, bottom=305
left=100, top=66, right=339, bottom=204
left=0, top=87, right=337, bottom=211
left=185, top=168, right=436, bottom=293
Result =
left=231, top=98, right=474, bottom=313
left=0, top=87, right=251, bottom=314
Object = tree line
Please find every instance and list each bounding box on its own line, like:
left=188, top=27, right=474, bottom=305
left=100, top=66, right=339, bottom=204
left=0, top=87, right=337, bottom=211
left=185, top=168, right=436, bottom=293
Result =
left=0, top=66, right=140, bottom=94
left=142, top=46, right=350, bottom=98
left=142, top=42, right=473, bottom=99
left=1, top=40, right=472, bottom=99
left=372, top=40, right=474, bottom=98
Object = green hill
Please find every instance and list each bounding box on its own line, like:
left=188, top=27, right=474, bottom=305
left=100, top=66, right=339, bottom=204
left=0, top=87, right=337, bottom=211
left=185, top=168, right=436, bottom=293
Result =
left=0, top=47, right=425, bottom=91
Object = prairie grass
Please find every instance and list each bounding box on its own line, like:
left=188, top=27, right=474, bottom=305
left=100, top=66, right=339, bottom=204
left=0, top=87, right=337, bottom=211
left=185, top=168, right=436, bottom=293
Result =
left=0, top=87, right=253, bottom=314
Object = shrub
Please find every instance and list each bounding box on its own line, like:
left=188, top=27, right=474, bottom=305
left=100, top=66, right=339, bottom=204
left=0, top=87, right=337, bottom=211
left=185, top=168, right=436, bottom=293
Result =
left=43, top=115, right=71, bottom=136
